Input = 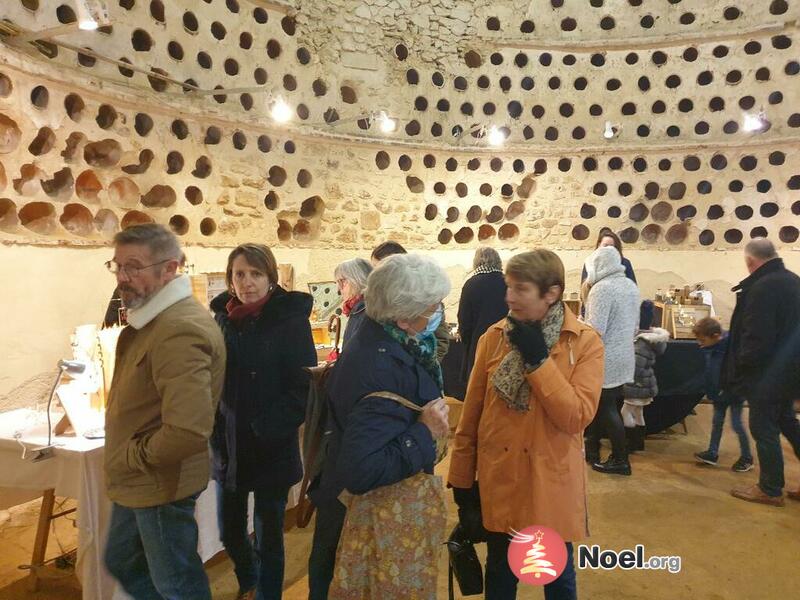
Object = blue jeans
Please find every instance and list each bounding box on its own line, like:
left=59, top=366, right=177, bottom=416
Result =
left=485, top=532, right=576, bottom=600
left=748, top=395, right=800, bottom=497
left=216, top=482, right=289, bottom=600
left=104, top=493, right=210, bottom=600
left=707, top=402, right=752, bottom=460
left=307, top=500, right=347, bottom=600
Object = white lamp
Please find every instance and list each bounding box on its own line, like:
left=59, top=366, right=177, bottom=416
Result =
left=377, top=111, right=397, bottom=133
left=32, top=360, right=87, bottom=461
left=74, top=0, right=109, bottom=31
left=488, top=126, right=506, bottom=146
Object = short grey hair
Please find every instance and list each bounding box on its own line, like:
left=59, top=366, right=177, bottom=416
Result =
left=745, top=238, right=778, bottom=262
left=113, top=223, right=181, bottom=261
left=334, top=258, right=372, bottom=295
left=365, top=254, right=451, bottom=322
left=473, top=247, right=502, bottom=270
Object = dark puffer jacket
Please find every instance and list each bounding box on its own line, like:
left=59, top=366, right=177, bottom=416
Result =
left=623, top=328, right=669, bottom=400
left=210, top=287, right=317, bottom=492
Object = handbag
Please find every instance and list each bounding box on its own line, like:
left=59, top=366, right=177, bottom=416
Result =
left=446, top=524, right=484, bottom=599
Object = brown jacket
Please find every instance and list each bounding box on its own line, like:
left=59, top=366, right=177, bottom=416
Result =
left=448, top=305, right=603, bottom=542
left=104, top=295, right=225, bottom=508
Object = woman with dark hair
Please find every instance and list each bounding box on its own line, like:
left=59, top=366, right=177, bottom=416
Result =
left=581, top=228, right=637, bottom=284
left=210, top=243, right=316, bottom=600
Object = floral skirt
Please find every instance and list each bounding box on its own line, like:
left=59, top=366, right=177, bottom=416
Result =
left=329, top=473, right=447, bottom=600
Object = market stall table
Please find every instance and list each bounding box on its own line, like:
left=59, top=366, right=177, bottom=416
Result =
left=0, top=409, right=241, bottom=600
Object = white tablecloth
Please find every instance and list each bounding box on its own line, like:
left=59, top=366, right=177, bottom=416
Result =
left=0, top=409, right=241, bottom=600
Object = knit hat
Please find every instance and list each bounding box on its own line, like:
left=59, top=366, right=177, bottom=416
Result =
left=639, top=300, right=655, bottom=330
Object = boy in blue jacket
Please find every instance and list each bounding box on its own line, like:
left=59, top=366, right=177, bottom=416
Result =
left=693, top=317, right=753, bottom=472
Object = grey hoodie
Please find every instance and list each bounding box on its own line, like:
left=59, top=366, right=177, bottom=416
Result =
left=584, top=246, right=641, bottom=388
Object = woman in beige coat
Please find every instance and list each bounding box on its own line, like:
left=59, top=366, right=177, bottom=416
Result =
left=448, top=249, right=604, bottom=600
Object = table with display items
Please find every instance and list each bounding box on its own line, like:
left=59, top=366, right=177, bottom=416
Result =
left=0, top=409, right=301, bottom=599
left=443, top=338, right=705, bottom=434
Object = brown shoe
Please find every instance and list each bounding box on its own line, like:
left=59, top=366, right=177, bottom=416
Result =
left=731, top=484, right=784, bottom=507
left=787, top=488, right=800, bottom=502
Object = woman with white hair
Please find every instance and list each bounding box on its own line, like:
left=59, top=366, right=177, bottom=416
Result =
left=308, top=254, right=452, bottom=600
left=333, top=257, right=372, bottom=347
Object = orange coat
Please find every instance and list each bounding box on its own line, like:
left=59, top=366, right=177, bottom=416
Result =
left=448, top=305, right=604, bottom=542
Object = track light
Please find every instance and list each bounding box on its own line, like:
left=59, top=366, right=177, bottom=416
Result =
left=603, top=121, right=620, bottom=139
left=74, top=0, right=109, bottom=31
left=488, top=126, right=506, bottom=146
left=377, top=111, right=396, bottom=133
left=270, top=97, right=292, bottom=123
left=742, top=112, right=769, bottom=133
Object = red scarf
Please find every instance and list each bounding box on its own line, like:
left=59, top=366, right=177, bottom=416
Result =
left=342, top=295, right=363, bottom=317
left=226, top=290, right=272, bottom=323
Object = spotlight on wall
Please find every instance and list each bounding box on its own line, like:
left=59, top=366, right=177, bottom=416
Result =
left=74, top=0, right=110, bottom=31
left=603, top=121, right=620, bottom=139
left=270, top=97, right=292, bottom=123
left=377, top=111, right=396, bottom=133
left=742, top=112, right=769, bottom=133
left=487, top=126, right=506, bottom=146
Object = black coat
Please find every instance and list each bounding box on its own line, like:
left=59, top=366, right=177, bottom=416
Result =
left=309, top=317, right=439, bottom=509
left=210, top=287, right=317, bottom=491
left=457, top=271, right=508, bottom=382
left=721, top=258, right=800, bottom=401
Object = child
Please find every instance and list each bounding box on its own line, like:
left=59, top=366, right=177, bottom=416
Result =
left=622, top=300, right=669, bottom=452
left=693, top=317, right=753, bottom=472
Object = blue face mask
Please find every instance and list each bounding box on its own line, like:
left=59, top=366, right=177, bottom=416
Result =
left=416, top=307, right=443, bottom=340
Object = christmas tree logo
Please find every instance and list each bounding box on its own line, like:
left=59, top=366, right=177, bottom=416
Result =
left=507, top=525, right=568, bottom=586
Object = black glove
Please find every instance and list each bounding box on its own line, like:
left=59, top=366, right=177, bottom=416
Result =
left=506, top=317, right=549, bottom=367
left=452, top=482, right=487, bottom=543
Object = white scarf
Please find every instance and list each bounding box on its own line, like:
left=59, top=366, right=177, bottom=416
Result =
left=126, top=275, right=192, bottom=330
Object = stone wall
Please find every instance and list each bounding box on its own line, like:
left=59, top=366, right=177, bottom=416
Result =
left=0, top=0, right=799, bottom=397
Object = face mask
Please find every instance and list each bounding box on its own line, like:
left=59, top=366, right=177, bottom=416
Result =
left=416, top=306, right=443, bottom=340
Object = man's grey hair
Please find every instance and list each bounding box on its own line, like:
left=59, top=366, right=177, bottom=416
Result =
left=473, top=246, right=502, bottom=270
left=745, top=237, right=778, bottom=262
left=365, top=254, right=451, bottom=322
left=334, top=258, right=372, bottom=295
left=113, top=223, right=182, bottom=261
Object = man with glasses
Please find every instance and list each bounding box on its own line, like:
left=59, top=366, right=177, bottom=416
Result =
left=102, top=224, right=225, bottom=599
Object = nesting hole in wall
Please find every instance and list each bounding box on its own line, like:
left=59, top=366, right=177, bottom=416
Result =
left=477, top=225, right=496, bottom=241
left=641, top=224, right=661, bottom=244
left=466, top=206, right=483, bottom=223
left=438, top=229, right=452, bottom=244
left=30, top=85, right=48, bottom=109
left=122, top=149, right=153, bottom=175
left=132, top=29, right=153, bottom=52
left=446, top=207, right=460, bottom=223
left=0, top=73, right=12, bottom=98
left=168, top=215, right=189, bottom=236
left=60, top=133, right=85, bottom=162
left=300, top=196, right=324, bottom=218
left=424, top=204, right=437, bottom=220
left=84, top=139, right=121, bottom=168
left=19, top=201, right=57, bottom=235
left=725, top=229, right=744, bottom=244
left=620, top=227, right=639, bottom=244
left=94, top=209, right=118, bottom=237
left=141, top=184, right=176, bottom=208
left=406, top=176, right=424, bottom=193
left=677, top=205, right=697, bottom=221
left=200, top=217, right=217, bottom=236
left=498, top=223, right=519, bottom=241
left=28, top=127, right=55, bottom=156
left=651, top=202, right=673, bottom=222
left=40, top=168, right=73, bottom=199
left=454, top=227, right=474, bottom=244
left=780, top=226, right=799, bottom=243
left=166, top=151, right=184, bottom=174
left=75, top=170, right=102, bottom=202
left=60, top=203, right=94, bottom=236
left=665, top=223, right=688, bottom=245
left=120, top=210, right=153, bottom=230
left=192, top=156, right=212, bottom=179
left=232, top=131, right=247, bottom=150
left=0, top=198, right=18, bottom=232
left=64, top=94, right=85, bottom=122
left=292, top=220, right=313, bottom=240
left=297, top=169, right=312, bottom=188
left=277, top=219, right=291, bottom=241
left=629, top=203, right=649, bottom=222
left=268, top=166, right=287, bottom=186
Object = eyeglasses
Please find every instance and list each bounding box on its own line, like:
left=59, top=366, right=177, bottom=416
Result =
left=336, top=278, right=348, bottom=287
left=105, top=259, right=171, bottom=277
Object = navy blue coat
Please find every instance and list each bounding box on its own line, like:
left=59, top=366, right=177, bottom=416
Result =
left=341, top=298, right=367, bottom=349
left=310, top=317, right=439, bottom=508
left=721, top=258, right=800, bottom=400
left=457, top=271, right=508, bottom=382
left=701, top=334, right=742, bottom=406
left=210, top=288, right=316, bottom=491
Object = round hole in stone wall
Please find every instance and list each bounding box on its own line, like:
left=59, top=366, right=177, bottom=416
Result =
left=725, top=229, right=744, bottom=244
left=423, top=154, right=436, bottom=168
left=580, top=203, right=596, bottom=219
left=446, top=207, right=459, bottom=223
left=608, top=206, right=621, bottom=218
left=192, top=156, right=212, bottom=178
left=232, top=131, right=247, bottom=149
left=629, top=203, right=649, bottom=222
left=708, top=205, right=724, bottom=220
left=641, top=224, right=661, bottom=244
left=141, top=184, right=176, bottom=208
left=268, top=166, right=287, bottom=185
left=60, top=203, right=95, bottom=237
left=406, top=69, right=419, bottom=84
left=375, top=151, right=389, bottom=170
left=28, top=127, right=55, bottom=156
left=171, top=119, right=189, bottom=140
left=665, top=223, right=688, bottom=245
left=433, top=182, right=446, bottom=195
left=277, top=219, right=291, bottom=241
left=699, top=230, right=715, bottom=246
left=644, top=182, right=660, bottom=200
left=454, top=227, right=474, bottom=244
left=677, top=205, right=697, bottom=221
left=498, top=223, right=519, bottom=240
left=75, top=169, right=102, bottom=201
left=424, top=204, right=437, bottom=220
left=263, top=190, right=278, bottom=210
left=398, top=155, right=412, bottom=171
left=30, top=85, right=49, bottom=109
left=506, top=201, right=525, bottom=220
left=486, top=206, right=503, bottom=223
left=297, top=169, right=312, bottom=188
left=572, top=225, right=590, bottom=240
left=185, top=185, right=203, bottom=206
left=464, top=50, right=482, bottom=68
left=93, top=209, right=118, bottom=237
left=478, top=225, right=496, bottom=241
left=620, top=227, right=639, bottom=244
left=438, top=228, right=452, bottom=244
left=108, top=177, right=139, bottom=207
left=780, top=226, right=799, bottom=243
left=406, top=176, right=424, bottom=193
left=200, top=217, right=216, bottom=236
left=84, top=139, right=121, bottom=168
left=131, top=29, right=153, bottom=51
left=19, top=201, right=58, bottom=234
left=457, top=183, right=469, bottom=198
left=467, top=206, right=483, bottom=223
left=168, top=214, right=189, bottom=236
left=480, top=183, right=493, bottom=196
left=651, top=201, right=673, bottom=222
left=735, top=205, right=754, bottom=220
left=166, top=151, right=184, bottom=174
left=300, top=196, right=324, bottom=218
left=183, top=11, right=198, bottom=32
left=40, top=168, right=73, bottom=199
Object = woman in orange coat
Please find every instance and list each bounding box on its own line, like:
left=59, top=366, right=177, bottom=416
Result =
left=448, top=249, right=604, bottom=600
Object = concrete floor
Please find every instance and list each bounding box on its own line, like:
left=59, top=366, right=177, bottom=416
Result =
left=2, top=403, right=798, bottom=600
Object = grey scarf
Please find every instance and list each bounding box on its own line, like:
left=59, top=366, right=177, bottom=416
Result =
left=492, top=302, right=565, bottom=412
